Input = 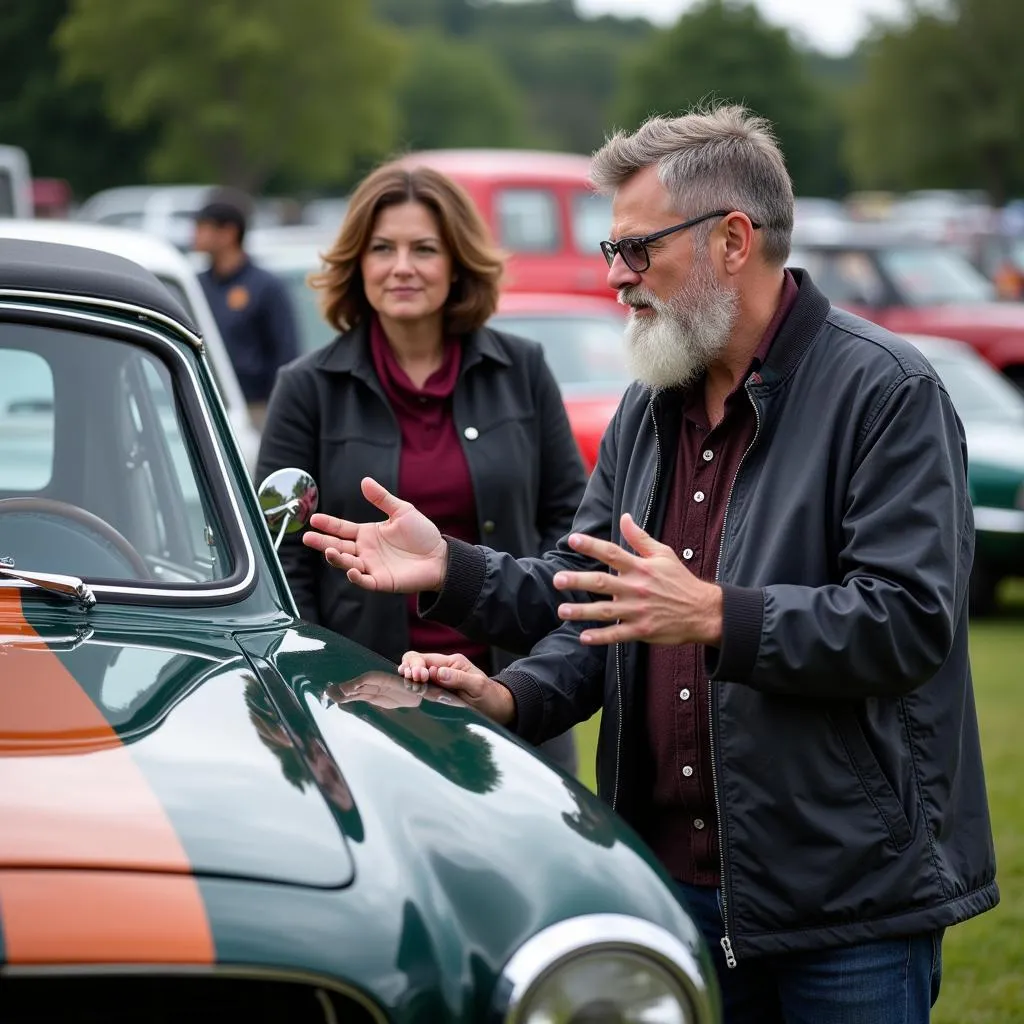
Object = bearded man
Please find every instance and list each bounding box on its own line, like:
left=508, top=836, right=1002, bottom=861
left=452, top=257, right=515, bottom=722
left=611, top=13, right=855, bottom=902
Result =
left=302, top=106, right=998, bottom=1023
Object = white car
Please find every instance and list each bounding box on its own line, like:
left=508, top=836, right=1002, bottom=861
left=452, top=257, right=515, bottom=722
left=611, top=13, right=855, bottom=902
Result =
left=74, top=185, right=214, bottom=251
left=0, top=219, right=260, bottom=471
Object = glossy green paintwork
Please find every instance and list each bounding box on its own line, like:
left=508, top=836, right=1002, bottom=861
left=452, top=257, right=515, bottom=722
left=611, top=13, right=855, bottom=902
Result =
left=970, top=461, right=1024, bottom=567
left=1, top=302, right=720, bottom=1021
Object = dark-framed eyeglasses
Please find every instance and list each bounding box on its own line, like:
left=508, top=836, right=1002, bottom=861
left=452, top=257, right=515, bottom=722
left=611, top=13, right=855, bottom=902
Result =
left=599, top=210, right=762, bottom=273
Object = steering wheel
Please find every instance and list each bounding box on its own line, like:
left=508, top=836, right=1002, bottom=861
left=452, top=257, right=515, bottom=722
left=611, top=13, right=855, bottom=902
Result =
left=0, top=498, right=151, bottom=579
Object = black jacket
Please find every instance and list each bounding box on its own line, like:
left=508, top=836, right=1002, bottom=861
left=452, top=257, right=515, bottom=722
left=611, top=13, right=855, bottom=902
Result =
left=256, top=320, right=587, bottom=670
left=421, top=271, right=998, bottom=959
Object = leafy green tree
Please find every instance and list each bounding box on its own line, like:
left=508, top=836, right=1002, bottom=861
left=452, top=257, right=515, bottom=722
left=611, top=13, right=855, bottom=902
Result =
left=612, top=0, right=845, bottom=196
left=471, top=1, right=656, bottom=154
left=0, top=0, right=153, bottom=198
left=846, top=0, right=1024, bottom=203
left=374, top=0, right=656, bottom=155
left=394, top=31, right=528, bottom=151
left=56, top=0, right=403, bottom=192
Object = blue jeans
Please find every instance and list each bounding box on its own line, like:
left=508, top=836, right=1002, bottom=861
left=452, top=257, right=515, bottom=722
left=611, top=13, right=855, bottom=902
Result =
left=676, top=882, right=944, bottom=1024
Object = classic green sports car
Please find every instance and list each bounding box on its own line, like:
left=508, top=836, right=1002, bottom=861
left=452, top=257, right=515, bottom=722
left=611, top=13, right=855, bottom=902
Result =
left=0, top=239, right=719, bottom=1023
left=904, top=334, right=1024, bottom=614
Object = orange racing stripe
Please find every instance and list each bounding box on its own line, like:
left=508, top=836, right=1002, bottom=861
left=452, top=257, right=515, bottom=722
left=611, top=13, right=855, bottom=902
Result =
left=0, top=589, right=214, bottom=963
left=0, top=871, right=216, bottom=963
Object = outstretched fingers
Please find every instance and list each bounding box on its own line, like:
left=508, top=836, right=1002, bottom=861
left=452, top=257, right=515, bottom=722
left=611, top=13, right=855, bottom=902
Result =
left=361, top=477, right=407, bottom=517
left=307, top=512, right=359, bottom=541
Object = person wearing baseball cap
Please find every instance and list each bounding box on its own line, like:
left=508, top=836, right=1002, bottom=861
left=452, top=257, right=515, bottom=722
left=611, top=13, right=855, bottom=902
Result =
left=193, top=189, right=299, bottom=429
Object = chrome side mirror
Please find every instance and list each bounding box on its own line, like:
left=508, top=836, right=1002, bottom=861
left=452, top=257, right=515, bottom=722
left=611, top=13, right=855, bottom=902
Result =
left=258, top=468, right=319, bottom=551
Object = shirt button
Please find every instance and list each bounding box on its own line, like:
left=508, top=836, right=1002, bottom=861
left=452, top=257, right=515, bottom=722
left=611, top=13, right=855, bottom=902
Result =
left=702, top=449, right=714, bottom=462
left=693, top=818, right=706, bottom=831
left=679, top=688, right=691, bottom=701
left=694, top=491, right=705, bottom=503
left=482, top=520, right=496, bottom=534
left=682, top=548, right=694, bottom=561
left=682, top=765, right=694, bottom=778
left=463, top=426, right=479, bottom=440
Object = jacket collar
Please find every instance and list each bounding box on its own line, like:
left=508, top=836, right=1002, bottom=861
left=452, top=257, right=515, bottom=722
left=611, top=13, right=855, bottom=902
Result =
left=316, top=319, right=512, bottom=382
left=756, top=267, right=831, bottom=388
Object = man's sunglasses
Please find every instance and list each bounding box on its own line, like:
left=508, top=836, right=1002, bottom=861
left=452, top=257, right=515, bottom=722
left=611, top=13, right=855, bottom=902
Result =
left=600, top=210, right=762, bottom=273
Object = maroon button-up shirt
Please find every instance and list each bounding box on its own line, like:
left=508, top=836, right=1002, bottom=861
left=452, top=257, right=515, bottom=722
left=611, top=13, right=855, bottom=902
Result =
left=370, top=317, right=489, bottom=668
left=644, top=271, right=799, bottom=885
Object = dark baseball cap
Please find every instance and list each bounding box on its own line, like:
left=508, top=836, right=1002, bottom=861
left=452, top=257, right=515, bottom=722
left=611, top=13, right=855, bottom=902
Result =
left=193, top=198, right=247, bottom=230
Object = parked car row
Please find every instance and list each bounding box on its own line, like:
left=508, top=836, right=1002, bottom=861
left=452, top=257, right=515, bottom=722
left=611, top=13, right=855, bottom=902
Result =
left=789, top=225, right=1024, bottom=389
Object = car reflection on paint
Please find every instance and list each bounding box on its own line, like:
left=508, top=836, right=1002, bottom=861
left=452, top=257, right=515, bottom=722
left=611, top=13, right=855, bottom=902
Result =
left=0, top=238, right=719, bottom=1022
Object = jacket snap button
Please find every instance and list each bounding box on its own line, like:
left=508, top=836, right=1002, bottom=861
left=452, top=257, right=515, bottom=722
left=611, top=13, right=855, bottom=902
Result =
left=483, top=520, right=496, bottom=534
left=464, top=426, right=479, bottom=440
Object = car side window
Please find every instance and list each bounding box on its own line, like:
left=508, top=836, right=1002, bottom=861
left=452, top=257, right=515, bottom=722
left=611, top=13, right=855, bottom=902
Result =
left=495, top=189, right=560, bottom=253
left=121, top=358, right=225, bottom=580
left=820, top=252, right=887, bottom=306
left=0, top=348, right=54, bottom=491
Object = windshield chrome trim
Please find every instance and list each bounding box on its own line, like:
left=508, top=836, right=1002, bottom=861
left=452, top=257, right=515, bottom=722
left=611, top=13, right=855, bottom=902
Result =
left=0, top=300, right=257, bottom=601
left=495, top=913, right=715, bottom=1024
left=0, top=288, right=203, bottom=350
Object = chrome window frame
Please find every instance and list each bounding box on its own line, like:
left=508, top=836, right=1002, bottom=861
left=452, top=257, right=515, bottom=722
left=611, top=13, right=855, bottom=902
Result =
left=0, top=295, right=257, bottom=602
left=495, top=913, right=715, bottom=1023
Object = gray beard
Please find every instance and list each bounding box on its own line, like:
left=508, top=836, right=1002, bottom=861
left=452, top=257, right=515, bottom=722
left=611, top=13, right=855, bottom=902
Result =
left=621, top=264, right=738, bottom=390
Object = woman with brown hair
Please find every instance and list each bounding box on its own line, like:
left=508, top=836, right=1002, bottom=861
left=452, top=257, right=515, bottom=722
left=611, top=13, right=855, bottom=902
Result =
left=256, top=160, right=586, bottom=773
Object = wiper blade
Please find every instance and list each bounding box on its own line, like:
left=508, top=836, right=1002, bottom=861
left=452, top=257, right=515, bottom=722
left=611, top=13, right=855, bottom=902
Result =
left=0, top=567, right=96, bottom=608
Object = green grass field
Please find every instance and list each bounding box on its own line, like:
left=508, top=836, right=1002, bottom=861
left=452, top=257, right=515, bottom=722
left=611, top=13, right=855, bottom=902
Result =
left=572, top=584, right=1024, bottom=1020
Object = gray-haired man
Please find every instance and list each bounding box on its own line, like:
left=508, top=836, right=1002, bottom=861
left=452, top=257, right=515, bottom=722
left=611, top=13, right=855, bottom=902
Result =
left=303, top=106, right=997, bottom=1022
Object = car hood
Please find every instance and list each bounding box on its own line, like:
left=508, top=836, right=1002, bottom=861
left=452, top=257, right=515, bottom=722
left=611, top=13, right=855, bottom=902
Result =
left=0, top=605, right=713, bottom=1005
left=966, top=420, right=1024, bottom=473
left=0, top=593, right=354, bottom=888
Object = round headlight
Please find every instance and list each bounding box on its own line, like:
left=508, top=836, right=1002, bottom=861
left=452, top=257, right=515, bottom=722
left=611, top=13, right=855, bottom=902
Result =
left=496, top=914, right=714, bottom=1024
left=520, top=949, right=688, bottom=1022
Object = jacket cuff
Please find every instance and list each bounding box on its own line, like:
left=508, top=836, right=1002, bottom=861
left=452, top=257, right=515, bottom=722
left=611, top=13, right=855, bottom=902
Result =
left=416, top=537, right=486, bottom=628
left=706, top=584, right=764, bottom=682
left=494, top=668, right=545, bottom=741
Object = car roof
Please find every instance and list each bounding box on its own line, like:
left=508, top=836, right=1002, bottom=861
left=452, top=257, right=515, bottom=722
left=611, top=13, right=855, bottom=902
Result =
left=495, top=291, right=624, bottom=316
left=791, top=224, right=931, bottom=249
left=0, top=236, right=198, bottom=336
left=397, top=149, right=594, bottom=183
left=0, top=218, right=200, bottom=278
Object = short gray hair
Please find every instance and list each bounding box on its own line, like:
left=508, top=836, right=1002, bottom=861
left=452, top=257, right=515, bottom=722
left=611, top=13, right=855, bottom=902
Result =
left=590, top=105, right=794, bottom=266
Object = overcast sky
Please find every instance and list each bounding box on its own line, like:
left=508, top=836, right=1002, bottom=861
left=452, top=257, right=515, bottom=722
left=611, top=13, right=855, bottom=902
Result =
left=571, top=0, right=906, bottom=55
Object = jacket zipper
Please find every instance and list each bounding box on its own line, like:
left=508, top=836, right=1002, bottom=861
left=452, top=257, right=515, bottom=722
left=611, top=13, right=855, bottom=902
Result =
left=612, top=399, right=662, bottom=811
left=711, top=377, right=762, bottom=970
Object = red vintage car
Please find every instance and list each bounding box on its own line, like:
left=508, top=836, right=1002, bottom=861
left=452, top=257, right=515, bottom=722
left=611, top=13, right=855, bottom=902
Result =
left=396, top=149, right=611, bottom=299
left=790, top=227, right=1024, bottom=388
left=489, top=292, right=628, bottom=472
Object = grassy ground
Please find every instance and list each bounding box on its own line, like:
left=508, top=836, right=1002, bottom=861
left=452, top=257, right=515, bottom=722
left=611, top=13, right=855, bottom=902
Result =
left=571, top=581, right=1024, bottom=1021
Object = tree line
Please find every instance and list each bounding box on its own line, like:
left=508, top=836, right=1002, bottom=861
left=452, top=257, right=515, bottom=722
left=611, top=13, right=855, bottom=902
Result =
left=1, top=0, right=1021, bottom=204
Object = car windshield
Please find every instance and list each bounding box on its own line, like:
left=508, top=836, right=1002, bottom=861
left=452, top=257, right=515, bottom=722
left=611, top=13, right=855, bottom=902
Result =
left=0, top=322, right=234, bottom=586
left=571, top=191, right=614, bottom=255
left=489, top=313, right=629, bottom=390
left=923, top=348, right=1024, bottom=425
left=879, top=247, right=996, bottom=306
